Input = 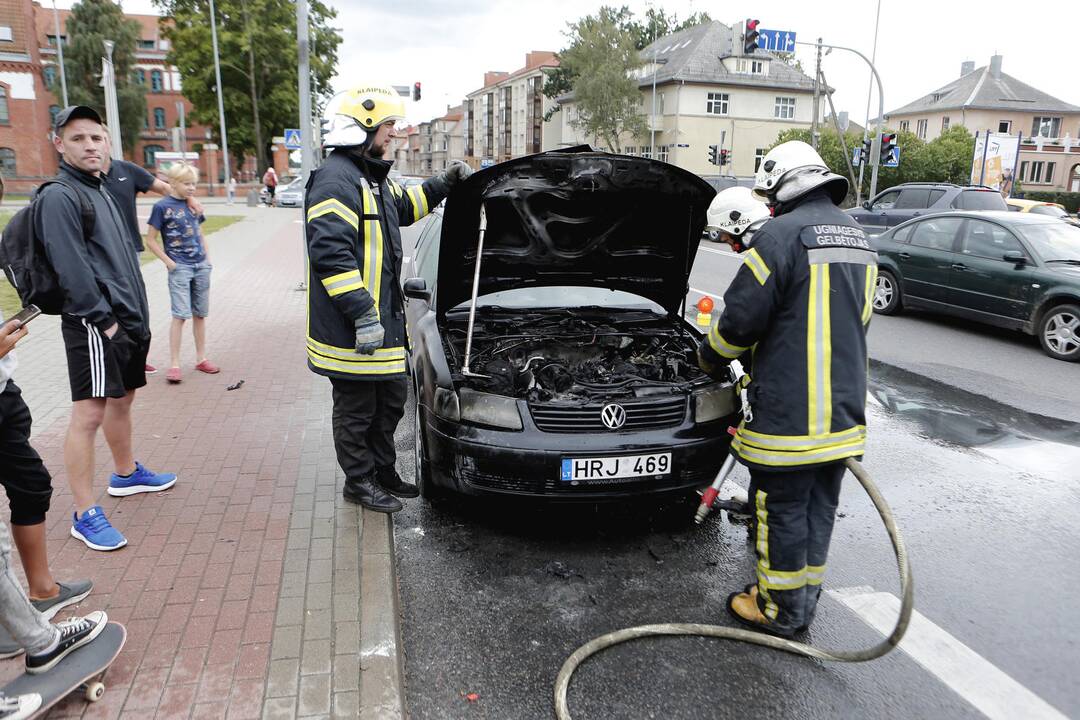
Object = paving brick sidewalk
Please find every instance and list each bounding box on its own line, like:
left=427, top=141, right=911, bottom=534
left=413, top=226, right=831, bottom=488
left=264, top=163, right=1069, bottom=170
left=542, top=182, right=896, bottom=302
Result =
left=0, top=209, right=403, bottom=718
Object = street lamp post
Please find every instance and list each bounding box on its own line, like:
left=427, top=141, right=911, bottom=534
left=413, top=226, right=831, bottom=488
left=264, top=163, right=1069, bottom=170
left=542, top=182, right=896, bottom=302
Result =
left=102, top=40, right=123, bottom=160
left=209, top=0, right=232, bottom=194
left=51, top=0, right=69, bottom=106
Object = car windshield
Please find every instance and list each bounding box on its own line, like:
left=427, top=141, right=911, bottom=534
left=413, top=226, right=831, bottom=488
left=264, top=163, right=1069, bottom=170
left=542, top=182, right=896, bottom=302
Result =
left=1030, top=205, right=1068, bottom=218
left=1017, top=222, right=1080, bottom=262
left=451, top=286, right=665, bottom=313
left=955, top=191, right=1007, bottom=210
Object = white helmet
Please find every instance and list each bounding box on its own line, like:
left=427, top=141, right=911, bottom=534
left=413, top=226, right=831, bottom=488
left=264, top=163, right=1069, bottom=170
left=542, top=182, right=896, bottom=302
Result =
left=753, top=140, right=847, bottom=206
left=706, top=187, right=771, bottom=241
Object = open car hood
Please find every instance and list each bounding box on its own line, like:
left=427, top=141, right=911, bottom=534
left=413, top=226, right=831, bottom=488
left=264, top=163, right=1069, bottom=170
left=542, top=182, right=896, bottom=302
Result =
left=437, top=147, right=715, bottom=315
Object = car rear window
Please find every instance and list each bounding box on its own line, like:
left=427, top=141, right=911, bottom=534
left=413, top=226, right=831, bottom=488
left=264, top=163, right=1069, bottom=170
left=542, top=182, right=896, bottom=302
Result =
left=1030, top=205, right=1068, bottom=218
left=928, top=189, right=946, bottom=206
left=952, top=190, right=1008, bottom=211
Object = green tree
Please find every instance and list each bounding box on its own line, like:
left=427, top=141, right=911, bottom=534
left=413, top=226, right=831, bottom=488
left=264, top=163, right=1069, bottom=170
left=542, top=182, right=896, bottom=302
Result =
left=915, top=125, right=975, bottom=185
left=62, top=0, right=146, bottom=156
left=154, top=0, right=341, bottom=171
left=557, top=6, right=646, bottom=152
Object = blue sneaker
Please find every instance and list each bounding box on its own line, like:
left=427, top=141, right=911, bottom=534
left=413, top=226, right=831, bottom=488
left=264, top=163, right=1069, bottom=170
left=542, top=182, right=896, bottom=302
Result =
left=71, top=506, right=127, bottom=551
left=107, top=462, right=177, bottom=497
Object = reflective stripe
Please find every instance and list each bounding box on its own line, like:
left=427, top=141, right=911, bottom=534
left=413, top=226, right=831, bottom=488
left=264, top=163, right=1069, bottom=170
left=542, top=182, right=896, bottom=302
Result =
left=738, top=425, right=865, bottom=451
left=732, top=435, right=865, bottom=467
left=406, top=185, right=428, bottom=222
left=806, top=564, right=826, bottom=586
left=862, top=264, right=878, bottom=324
left=307, top=349, right=406, bottom=375
left=807, top=263, right=832, bottom=437
left=707, top=324, right=749, bottom=359
left=743, top=248, right=771, bottom=285
left=388, top=180, right=402, bottom=199
left=306, top=338, right=405, bottom=362
left=321, top=269, right=365, bottom=297
left=359, top=185, right=384, bottom=320
left=757, top=563, right=808, bottom=591
left=307, top=199, right=359, bottom=230
left=807, top=247, right=877, bottom=265
left=755, top=490, right=779, bottom=620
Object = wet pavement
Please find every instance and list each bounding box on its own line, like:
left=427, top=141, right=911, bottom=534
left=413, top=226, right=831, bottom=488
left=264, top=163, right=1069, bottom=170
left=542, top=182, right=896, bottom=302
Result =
left=392, top=363, right=1080, bottom=719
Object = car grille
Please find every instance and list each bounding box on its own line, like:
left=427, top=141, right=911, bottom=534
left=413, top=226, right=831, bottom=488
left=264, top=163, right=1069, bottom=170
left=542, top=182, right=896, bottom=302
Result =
left=529, top=397, right=687, bottom=433
left=459, top=466, right=709, bottom=495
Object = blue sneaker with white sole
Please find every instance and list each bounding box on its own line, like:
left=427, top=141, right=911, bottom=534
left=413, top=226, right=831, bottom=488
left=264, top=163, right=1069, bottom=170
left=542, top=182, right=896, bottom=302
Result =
left=107, top=462, right=177, bottom=497
left=71, top=506, right=127, bottom=551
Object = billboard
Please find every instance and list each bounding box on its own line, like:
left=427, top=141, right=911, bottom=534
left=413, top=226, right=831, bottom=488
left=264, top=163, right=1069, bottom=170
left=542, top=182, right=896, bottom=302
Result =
left=971, top=132, right=1021, bottom=195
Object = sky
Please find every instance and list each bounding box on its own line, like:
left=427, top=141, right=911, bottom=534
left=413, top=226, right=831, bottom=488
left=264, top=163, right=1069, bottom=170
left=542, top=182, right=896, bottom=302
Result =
left=67, top=0, right=1079, bottom=130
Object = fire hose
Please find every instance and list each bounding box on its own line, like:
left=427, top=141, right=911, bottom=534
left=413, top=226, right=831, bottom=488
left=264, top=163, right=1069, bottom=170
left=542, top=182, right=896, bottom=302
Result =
left=553, top=366, right=914, bottom=720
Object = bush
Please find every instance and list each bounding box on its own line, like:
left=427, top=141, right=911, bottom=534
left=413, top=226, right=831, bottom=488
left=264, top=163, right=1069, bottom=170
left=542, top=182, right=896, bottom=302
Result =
left=1023, top=191, right=1080, bottom=214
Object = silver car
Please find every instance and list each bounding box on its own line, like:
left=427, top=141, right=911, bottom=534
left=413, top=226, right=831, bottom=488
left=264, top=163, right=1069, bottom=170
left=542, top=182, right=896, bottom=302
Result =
left=276, top=177, right=305, bottom=207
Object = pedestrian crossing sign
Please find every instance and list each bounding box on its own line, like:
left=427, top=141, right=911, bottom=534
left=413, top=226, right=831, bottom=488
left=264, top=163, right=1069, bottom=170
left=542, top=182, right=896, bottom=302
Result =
left=284, top=128, right=302, bottom=149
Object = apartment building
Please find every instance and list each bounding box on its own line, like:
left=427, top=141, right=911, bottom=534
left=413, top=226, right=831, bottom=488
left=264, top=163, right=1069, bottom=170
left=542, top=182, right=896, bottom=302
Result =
left=885, top=56, right=1080, bottom=193
left=555, top=21, right=820, bottom=178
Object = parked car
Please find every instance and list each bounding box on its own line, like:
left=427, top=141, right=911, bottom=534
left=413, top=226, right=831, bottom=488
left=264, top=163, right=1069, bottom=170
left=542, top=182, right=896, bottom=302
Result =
left=402, top=148, right=738, bottom=499
left=871, top=211, right=1080, bottom=361
left=276, top=177, right=305, bottom=208
left=1006, top=198, right=1079, bottom=227
left=848, top=182, right=1007, bottom=234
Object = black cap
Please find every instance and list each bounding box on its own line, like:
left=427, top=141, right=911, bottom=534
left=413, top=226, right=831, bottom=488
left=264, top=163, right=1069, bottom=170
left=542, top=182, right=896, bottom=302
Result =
left=53, top=105, right=103, bottom=134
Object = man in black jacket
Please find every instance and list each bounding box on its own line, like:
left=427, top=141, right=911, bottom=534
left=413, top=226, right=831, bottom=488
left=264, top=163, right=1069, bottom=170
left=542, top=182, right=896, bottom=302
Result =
left=699, top=141, right=877, bottom=637
left=37, top=106, right=177, bottom=552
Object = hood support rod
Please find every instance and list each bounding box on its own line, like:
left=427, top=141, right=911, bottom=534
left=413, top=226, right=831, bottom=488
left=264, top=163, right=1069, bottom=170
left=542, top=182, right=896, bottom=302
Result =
left=461, top=204, right=488, bottom=378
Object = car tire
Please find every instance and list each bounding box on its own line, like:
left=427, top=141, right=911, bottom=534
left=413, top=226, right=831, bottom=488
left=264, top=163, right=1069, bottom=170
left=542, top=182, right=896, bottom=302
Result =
left=873, top=269, right=902, bottom=315
left=1038, top=303, right=1080, bottom=362
left=413, top=400, right=444, bottom=500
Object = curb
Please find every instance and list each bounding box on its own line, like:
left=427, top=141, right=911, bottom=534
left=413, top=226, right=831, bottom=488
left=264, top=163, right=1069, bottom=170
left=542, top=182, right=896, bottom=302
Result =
left=359, top=508, right=407, bottom=719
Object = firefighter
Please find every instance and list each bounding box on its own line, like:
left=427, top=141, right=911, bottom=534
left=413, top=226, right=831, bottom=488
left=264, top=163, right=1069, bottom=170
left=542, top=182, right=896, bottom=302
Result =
left=698, top=141, right=877, bottom=637
left=305, top=84, right=472, bottom=512
left=705, top=186, right=771, bottom=254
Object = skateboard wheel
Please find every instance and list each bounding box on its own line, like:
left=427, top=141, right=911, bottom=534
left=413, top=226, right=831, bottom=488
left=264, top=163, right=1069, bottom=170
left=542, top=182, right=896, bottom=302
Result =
left=86, top=681, right=105, bottom=702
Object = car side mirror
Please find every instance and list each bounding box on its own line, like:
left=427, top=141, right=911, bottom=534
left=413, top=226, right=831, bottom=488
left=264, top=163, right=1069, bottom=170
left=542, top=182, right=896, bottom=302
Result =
left=862, top=201, right=871, bottom=210
left=1003, top=250, right=1026, bottom=266
left=403, top=277, right=431, bottom=301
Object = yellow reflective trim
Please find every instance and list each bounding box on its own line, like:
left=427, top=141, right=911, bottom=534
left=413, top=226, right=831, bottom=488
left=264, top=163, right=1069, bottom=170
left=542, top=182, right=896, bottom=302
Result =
left=307, top=199, right=359, bottom=230
left=307, top=206, right=359, bottom=231
left=862, top=264, right=878, bottom=324
left=306, top=337, right=405, bottom=360
left=821, top=264, right=833, bottom=436
left=406, top=186, right=427, bottom=222
left=757, top=562, right=808, bottom=591
left=322, top=269, right=361, bottom=286
left=744, top=248, right=771, bottom=286
left=326, top=280, right=365, bottom=297
left=388, top=180, right=402, bottom=198
left=807, top=264, right=819, bottom=436
left=737, top=426, right=865, bottom=452
left=732, top=437, right=865, bottom=467
left=308, top=352, right=406, bottom=376
left=738, top=425, right=866, bottom=443
left=707, top=324, right=748, bottom=359
left=806, top=564, right=827, bottom=586
left=755, top=490, right=779, bottom=620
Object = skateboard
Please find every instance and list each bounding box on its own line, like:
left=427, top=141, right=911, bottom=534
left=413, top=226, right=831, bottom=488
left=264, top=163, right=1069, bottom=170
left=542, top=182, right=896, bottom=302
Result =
left=1, top=622, right=126, bottom=716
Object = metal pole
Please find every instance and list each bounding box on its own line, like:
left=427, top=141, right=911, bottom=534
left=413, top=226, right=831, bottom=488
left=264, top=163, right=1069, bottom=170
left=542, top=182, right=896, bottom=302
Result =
left=176, top=101, right=187, bottom=155
left=856, top=0, right=881, bottom=205
left=821, top=69, right=858, bottom=192
left=462, top=205, right=488, bottom=378
left=811, top=38, right=822, bottom=151
left=297, top=0, right=313, bottom=180
left=209, top=0, right=232, bottom=192
left=51, top=0, right=69, bottom=106
left=649, top=11, right=658, bottom=158
left=102, top=40, right=123, bottom=160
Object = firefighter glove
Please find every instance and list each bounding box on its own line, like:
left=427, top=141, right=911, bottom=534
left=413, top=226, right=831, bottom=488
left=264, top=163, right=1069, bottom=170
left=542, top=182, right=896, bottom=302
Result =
left=441, top=160, right=474, bottom=188
left=697, top=345, right=730, bottom=382
left=354, top=307, right=384, bottom=355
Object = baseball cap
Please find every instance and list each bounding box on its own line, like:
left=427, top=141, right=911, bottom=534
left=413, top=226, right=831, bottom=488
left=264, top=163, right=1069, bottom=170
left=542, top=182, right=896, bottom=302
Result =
left=53, top=105, right=103, bottom=134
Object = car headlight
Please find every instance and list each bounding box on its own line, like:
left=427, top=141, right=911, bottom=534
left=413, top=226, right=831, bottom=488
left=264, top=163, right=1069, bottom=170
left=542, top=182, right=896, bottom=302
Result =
left=433, top=387, right=460, bottom=422
left=693, top=383, right=737, bottom=423
left=458, top=388, right=523, bottom=431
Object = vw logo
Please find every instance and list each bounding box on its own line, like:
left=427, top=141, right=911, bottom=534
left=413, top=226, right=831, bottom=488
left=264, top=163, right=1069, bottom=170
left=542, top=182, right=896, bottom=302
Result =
left=600, top=403, right=627, bottom=430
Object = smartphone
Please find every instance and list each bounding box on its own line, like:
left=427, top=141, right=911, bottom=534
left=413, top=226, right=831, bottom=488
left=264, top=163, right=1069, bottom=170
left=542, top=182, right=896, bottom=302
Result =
left=10, top=304, right=42, bottom=326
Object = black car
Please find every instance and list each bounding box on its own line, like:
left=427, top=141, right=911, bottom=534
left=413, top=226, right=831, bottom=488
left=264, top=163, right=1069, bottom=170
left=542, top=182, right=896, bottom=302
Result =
left=871, top=211, right=1080, bottom=361
left=402, top=148, right=738, bottom=499
left=848, top=182, right=1007, bottom=234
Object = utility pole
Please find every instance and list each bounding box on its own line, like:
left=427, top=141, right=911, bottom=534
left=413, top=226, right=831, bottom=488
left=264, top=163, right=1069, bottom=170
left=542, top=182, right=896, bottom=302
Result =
left=297, top=0, right=314, bottom=180
left=209, top=0, right=232, bottom=192
left=856, top=0, right=882, bottom=205
left=821, top=69, right=858, bottom=192
left=51, top=0, right=69, bottom=107
left=811, top=38, right=823, bottom=151
left=101, top=40, right=123, bottom=160
left=176, top=101, right=187, bottom=155
left=649, top=10, right=659, bottom=159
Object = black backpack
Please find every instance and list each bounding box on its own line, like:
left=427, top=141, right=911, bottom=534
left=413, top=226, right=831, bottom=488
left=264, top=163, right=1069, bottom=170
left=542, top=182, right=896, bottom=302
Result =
left=0, top=178, right=95, bottom=314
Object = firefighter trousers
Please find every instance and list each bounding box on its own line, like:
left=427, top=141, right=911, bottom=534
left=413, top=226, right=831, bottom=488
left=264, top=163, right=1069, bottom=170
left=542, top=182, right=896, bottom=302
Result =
left=329, top=376, right=408, bottom=484
left=750, top=463, right=845, bottom=633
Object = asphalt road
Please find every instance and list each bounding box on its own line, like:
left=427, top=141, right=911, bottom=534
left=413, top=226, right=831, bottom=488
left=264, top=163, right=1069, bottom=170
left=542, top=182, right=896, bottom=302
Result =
left=394, top=221, right=1079, bottom=719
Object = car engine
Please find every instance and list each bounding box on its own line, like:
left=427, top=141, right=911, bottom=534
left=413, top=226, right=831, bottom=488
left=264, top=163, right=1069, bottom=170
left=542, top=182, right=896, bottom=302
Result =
left=444, top=312, right=707, bottom=402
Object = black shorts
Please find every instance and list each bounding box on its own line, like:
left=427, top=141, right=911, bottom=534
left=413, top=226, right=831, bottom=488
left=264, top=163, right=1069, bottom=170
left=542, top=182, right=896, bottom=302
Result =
left=61, top=316, right=149, bottom=401
left=0, top=382, right=53, bottom=526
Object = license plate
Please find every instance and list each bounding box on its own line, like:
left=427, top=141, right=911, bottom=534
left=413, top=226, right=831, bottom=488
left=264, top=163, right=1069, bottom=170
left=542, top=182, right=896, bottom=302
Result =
left=560, top=453, right=671, bottom=482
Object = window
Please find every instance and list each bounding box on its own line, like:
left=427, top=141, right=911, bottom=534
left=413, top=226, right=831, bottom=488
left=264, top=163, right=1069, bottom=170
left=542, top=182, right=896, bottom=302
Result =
left=942, top=117, right=950, bottom=132
left=1045, top=163, right=1055, bottom=184
left=413, top=214, right=443, bottom=289
left=153, top=107, right=166, bottom=129
left=138, top=39, right=156, bottom=49
left=706, top=92, right=729, bottom=115
left=898, top=120, right=909, bottom=132
left=895, top=188, right=932, bottom=209
left=656, top=145, right=670, bottom=163
left=1031, top=117, right=1061, bottom=138
left=909, top=217, right=963, bottom=252
left=142, top=112, right=149, bottom=129
left=893, top=225, right=914, bottom=244
left=754, top=147, right=766, bottom=172
left=1029, top=161, right=1045, bottom=183
left=751, top=60, right=764, bottom=74
left=0, top=87, right=8, bottom=125
left=624, top=146, right=636, bottom=157
left=1020, top=161, right=1028, bottom=181
left=133, top=69, right=145, bottom=86
left=143, top=144, right=163, bottom=166
left=0, top=148, right=14, bottom=175
left=928, top=189, right=946, bottom=206
left=961, top=220, right=1024, bottom=260
left=49, top=105, right=60, bottom=125
left=46, top=34, right=66, bottom=46
left=0, top=26, right=13, bottom=42
left=953, top=190, right=1007, bottom=210
left=916, top=119, right=928, bottom=139
left=869, top=189, right=901, bottom=211
left=774, top=97, right=796, bottom=119
left=151, top=70, right=163, bottom=92
left=998, top=120, right=1012, bottom=134
left=43, top=65, right=57, bottom=87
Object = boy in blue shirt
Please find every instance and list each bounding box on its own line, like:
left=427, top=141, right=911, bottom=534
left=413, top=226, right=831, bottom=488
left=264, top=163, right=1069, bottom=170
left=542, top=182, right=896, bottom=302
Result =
left=145, top=163, right=220, bottom=384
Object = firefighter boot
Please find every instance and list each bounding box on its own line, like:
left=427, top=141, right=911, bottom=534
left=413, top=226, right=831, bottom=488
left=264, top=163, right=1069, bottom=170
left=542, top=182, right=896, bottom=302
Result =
left=343, top=475, right=403, bottom=513
left=375, top=466, right=419, bottom=498
left=726, top=585, right=797, bottom=639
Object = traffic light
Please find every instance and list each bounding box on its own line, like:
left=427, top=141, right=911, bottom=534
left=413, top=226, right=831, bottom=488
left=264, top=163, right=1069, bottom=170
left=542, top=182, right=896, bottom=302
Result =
left=412, top=82, right=421, bottom=101
left=743, top=19, right=760, bottom=55
left=860, top=138, right=872, bottom=165
left=708, top=145, right=719, bottom=165
left=719, top=149, right=730, bottom=166
left=880, top=132, right=897, bottom=164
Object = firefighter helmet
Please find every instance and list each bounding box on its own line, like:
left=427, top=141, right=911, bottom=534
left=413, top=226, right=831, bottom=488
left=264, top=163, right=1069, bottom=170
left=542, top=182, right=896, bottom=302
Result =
left=706, top=187, right=771, bottom=239
left=322, top=85, right=406, bottom=148
left=753, top=140, right=847, bottom=206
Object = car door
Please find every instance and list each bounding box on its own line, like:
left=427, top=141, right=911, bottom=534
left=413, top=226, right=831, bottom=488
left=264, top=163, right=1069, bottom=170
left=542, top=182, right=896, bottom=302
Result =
left=946, top=218, right=1035, bottom=327
left=889, top=188, right=933, bottom=228
left=898, top=216, right=965, bottom=305
left=851, top=189, right=900, bottom=234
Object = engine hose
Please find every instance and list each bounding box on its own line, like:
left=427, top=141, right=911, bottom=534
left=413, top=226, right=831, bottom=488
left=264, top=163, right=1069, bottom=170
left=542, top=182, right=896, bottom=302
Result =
left=553, top=457, right=913, bottom=720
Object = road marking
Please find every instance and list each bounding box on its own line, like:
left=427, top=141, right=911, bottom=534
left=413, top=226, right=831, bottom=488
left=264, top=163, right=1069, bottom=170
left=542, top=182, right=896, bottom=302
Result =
left=829, top=587, right=1068, bottom=720
left=698, top=246, right=740, bottom=258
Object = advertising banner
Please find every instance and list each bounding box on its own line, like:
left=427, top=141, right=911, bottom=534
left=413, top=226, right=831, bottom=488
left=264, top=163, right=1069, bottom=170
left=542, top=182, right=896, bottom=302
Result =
left=971, top=132, right=1022, bottom=194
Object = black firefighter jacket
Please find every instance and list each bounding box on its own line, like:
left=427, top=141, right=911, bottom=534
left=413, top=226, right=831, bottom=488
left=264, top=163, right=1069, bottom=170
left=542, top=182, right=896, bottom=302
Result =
left=700, top=189, right=878, bottom=471
left=305, top=151, right=448, bottom=380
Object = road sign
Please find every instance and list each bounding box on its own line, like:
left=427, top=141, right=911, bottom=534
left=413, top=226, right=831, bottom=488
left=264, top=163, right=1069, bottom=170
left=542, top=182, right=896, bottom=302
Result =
left=284, top=128, right=302, bottom=150
left=883, top=147, right=900, bottom=168
left=852, top=146, right=862, bottom=166
left=757, top=28, right=797, bottom=53
left=480, top=158, right=494, bottom=168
